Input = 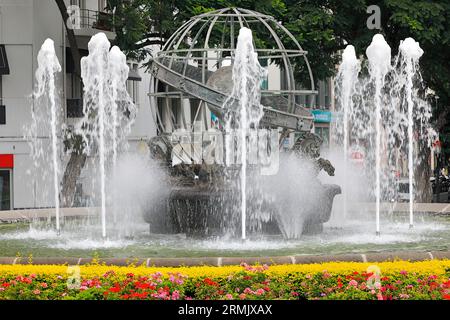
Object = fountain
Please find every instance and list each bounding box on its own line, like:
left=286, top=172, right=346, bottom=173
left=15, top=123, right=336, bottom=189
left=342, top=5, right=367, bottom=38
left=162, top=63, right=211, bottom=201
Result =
left=0, top=8, right=447, bottom=262
left=77, top=33, right=136, bottom=238
left=398, top=38, right=424, bottom=229
left=28, top=39, right=62, bottom=233
left=223, top=27, right=265, bottom=240
left=335, top=45, right=360, bottom=218
left=334, top=34, right=434, bottom=235
left=146, top=8, right=340, bottom=239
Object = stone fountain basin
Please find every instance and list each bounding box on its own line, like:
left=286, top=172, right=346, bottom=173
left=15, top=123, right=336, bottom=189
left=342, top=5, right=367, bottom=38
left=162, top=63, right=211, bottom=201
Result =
left=144, top=182, right=341, bottom=238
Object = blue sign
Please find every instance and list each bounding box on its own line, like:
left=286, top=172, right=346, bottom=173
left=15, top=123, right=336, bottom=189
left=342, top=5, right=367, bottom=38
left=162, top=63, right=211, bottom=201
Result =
left=311, top=110, right=332, bottom=123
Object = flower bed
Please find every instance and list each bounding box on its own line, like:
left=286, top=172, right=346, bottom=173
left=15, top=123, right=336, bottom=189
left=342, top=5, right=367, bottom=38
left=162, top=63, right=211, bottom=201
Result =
left=0, top=260, right=449, bottom=300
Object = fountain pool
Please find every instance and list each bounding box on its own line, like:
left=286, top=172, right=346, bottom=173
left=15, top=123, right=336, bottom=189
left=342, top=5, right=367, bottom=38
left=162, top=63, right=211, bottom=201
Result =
left=0, top=214, right=448, bottom=258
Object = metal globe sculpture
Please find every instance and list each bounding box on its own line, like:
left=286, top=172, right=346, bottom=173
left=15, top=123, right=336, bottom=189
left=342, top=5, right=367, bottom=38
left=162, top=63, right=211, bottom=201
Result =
left=145, top=8, right=341, bottom=239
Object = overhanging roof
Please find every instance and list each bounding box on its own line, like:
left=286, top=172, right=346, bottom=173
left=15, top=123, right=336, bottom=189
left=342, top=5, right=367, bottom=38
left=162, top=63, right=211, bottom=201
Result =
left=0, top=45, right=10, bottom=75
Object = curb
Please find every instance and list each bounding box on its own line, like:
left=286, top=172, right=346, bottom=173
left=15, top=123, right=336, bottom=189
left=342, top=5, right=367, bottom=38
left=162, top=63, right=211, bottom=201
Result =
left=1, top=250, right=449, bottom=267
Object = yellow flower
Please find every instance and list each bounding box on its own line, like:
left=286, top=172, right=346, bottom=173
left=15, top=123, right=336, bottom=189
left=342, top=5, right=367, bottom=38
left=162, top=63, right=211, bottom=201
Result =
left=0, top=260, right=448, bottom=279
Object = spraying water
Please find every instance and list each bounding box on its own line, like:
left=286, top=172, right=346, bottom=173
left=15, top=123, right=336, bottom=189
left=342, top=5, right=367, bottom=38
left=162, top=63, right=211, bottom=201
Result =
left=223, top=27, right=264, bottom=240
left=33, top=39, right=62, bottom=234
left=398, top=38, right=424, bottom=228
left=336, top=45, right=360, bottom=218
left=335, top=34, right=434, bottom=235
left=366, top=34, right=391, bottom=236
left=79, top=33, right=135, bottom=239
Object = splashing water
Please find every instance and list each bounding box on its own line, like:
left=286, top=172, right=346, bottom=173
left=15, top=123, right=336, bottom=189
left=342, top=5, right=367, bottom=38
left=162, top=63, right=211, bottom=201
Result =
left=398, top=38, right=424, bottom=228
left=335, top=45, right=360, bottom=218
left=335, top=34, right=434, bottom=235
left=78, top=33, right=136, bottom=238
left=28, top=39, right=62, bottom=232
left=366, top=34, right=392, bottom=235
left=223, top=28, right=265, bottom=240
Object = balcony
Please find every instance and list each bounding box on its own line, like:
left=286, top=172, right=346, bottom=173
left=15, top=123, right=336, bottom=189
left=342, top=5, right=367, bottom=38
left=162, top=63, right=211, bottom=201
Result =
left=68, top=9, right=116, bottom=47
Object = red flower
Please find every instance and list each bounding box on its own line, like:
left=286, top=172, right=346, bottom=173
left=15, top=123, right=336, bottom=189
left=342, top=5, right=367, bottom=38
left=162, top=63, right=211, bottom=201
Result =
left=443, top=294, right=450, bottom=300
left=131, top=292, right=148, bottom=299
left=109, top=284, right=121, bottom=293
left=203, top=278, right=219, bottom=287
left=134, top=282, right=156, bottom=290
left=2, top=283, right=10, bottom=288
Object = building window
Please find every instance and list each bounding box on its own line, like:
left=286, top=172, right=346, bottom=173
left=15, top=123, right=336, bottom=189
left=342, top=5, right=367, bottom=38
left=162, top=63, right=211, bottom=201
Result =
left=127, top=63, right=140, bottom=104
left=127, top=80, right=139, bottom=104
left=0, top=75, right=5, bottom=123
left=70, top=0, right=86, bottom=9
left=324, top=79, right=331, bottom=109
left=67, top=99, right=83, bottom=118
left=0, top=169, right=11, bottom=210
left=0, top=106, right=5, bottom=125
left=66, top=73, right=84, bottom=118
left=0, top=75, right=3, bottom=122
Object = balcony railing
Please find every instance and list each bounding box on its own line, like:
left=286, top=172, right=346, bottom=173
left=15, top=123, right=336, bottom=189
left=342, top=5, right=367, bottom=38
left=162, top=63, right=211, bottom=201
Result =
left=78, top=9, right=114, bottom=32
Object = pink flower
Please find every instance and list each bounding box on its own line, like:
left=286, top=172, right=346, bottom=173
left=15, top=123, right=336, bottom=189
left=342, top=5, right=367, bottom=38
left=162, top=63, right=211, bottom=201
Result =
left=399, top=293, right=410, bottom=299
left=41, top=283, right=48, bottom=288
left=377, top=293, right=384, bottom=300
left=0, top=288, right=5, bottom=292
left=235, top=288, right=240, bottom=293
left=305, top=274, right=312, bottom=279
left=291, top=291, right=299, bottom=297
left=57, top=276, right=63, bottom=280
left=400, top=270, right=408, bottom=275
left=349, top=280, right=358, bottom=287
left=239, top=293, right=246, bottom=300
left=255, top=288, right=265, bottom=296
left=225, top=294, right=233, bottom=300
left=171, top=290, right=180, bottom=300
left=243, top=287, right=253, bottom=294
left=30, top=274, right=36, bottom=279
left=33, top=289, right=41, bottom=295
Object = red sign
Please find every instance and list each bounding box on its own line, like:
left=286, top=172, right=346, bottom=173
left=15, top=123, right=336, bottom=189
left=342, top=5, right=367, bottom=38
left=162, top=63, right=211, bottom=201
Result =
left=0, top=154, right=14, bottom=168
